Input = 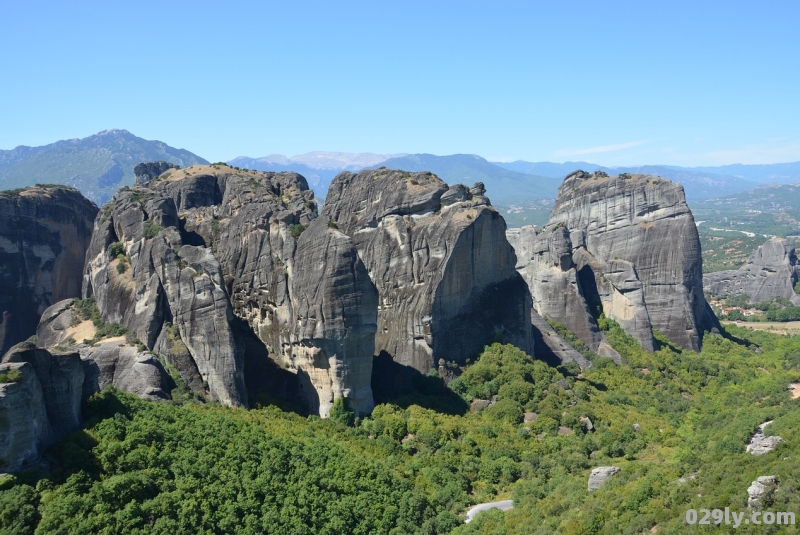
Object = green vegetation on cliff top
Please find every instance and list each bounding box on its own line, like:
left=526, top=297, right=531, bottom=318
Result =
left=2, top=321, right=800, bottom=534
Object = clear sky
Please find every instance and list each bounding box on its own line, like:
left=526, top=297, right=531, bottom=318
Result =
left=1, top=1, right=798, bottom=166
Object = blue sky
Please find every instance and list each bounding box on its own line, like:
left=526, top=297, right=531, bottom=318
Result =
left=1, top=1, right=798, bottom=166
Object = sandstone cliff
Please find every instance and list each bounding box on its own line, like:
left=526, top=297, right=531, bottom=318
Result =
left=512, top=171, right=717, bottom=352
left=82, top=164, right=377, bottom=415
left=323, top=169, right=534, bottom=375
left=0, top=343, right=84, bottom=472
left=0, top=186, right=98, bottom=355
left=703, top=238, right=800, bottom=305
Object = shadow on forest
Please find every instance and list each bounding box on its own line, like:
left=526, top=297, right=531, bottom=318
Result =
left=371, top=351, right=469, bottom=416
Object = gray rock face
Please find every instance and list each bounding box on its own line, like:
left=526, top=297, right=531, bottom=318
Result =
left=747, top=476, right=777, bottom=508
left=529, top=310, right=593, bottom=368
left=512, top=171, right=718, bottom=352
left=80, top=342, right=171, bottom=402
left=0, top=186, right=98, bottom=355
left=84, top=164, right=377, bottom=415
left=0, top=362, right=51, bottom=472
left=323, top=169, right=534, bottom=374
left=287, top=218, right=378, bottom=416
left=134, top=161, right=178, bottom=186
left=0, top=342, right=84, bottom=472
left=746, top=420, right=783, bottom=455
left=588, top=466, right=621, bottom=492
left=704, top=238, right=800, bottom=305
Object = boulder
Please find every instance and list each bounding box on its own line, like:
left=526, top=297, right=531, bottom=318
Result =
left=746, top=421, right=783, bottom=455
left=747, top=476, right=777, bottom=508
left=0, top=186, right=97, bottom=355
left=80, top=342, right=171, bottom=402
left=471, top=399, right=492, bottom=412
left=748, top=435, right=783, bottom=456
left=704, top=238, right=800, bottom=305
left=588, top=466, right=621, bottom=492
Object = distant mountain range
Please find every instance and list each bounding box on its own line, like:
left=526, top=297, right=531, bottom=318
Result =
left=0, top=130, right=207, bottom=204
left=4, top=129, right=800, bottom=212
left=226, top=152, right=406, bottom=200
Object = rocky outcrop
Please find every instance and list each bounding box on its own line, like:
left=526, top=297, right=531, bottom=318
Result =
left=36, top=299, right=170, bottom=401
left=82, top=164, right=379, bottom=415
left=745, top=420, right=783, bottom=456
left=0, top=186, right=98, bottom=355
left=703, top=238, right=800, bottom=305
left=134, top=161, right=178, bottom=186
left=588, top=466, right=620, bottom=492
left=512, top=171, right=718, bottom=352
left=747, top=476, right=777, bottom=508
left=0, top=342, right=84, bottom=472
left=323, top=168, right=534, bottom=375
left=286, top=218, right=378, bottom=416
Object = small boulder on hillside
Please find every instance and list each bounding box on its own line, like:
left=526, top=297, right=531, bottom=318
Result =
left=748, top=476, right=777, bottom=508
left=588, top=466, right=621, bottom=492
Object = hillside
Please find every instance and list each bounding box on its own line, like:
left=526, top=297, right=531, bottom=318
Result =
left=0, top=130, right=208, bottom=204
left=3, top=325, right=799, bottom=534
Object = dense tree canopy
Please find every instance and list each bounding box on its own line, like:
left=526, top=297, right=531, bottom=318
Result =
left=2, top=321, right=800, bottom=534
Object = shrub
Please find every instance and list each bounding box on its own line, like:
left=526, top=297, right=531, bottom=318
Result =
left=328, top=219, right=339, bottom=229
left=142, top=221, right=162, bottom=240
left=107, top=241, right=125, bottom=258
left=0, top=369, right=23, bottom=383
left=289, top=223, right=308, bottom=238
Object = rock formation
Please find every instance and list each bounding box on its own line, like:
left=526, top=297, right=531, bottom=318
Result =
left=0, top=342, right=84, bottom=472
left=511, top=171, right=718, bottom=352
left=703, top=238, right=800, bottom=305
left=134, top=161, right=178, bottom=186
left=83, top=163, right=378, bottom=415
left=0, top=186, right=98, bottom=355
left=322, top=169, right=534, bottom=375
left=588, top=466, right=620, bottom=492
left=36, top=298, right=172, bottom=402
left=747, top=476, right=777, bottom=508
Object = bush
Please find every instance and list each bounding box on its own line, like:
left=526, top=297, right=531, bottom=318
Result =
left=142, top=221, right=162, bottom=240
left=107, top=241, right=125, bottom=258
left=289, top=223, right=308, bottom=238
left=329, top=398, right=356, bottom=426
left=0, top=369, right=23, bottom=383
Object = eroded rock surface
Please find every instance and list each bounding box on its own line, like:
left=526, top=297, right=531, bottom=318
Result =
left=323, top=168, right=534, bottom=375
left=83, top=164, right=379, bottom=415
left=0, top=186, right=98, bottom=355
left=588, top=466, right=620, bottom=492
left=704, top=238, right=800, bottom=305
left=0, top=342, right=84, bottom=472
left=747, top=476, right=778, bottom=508
left=512, top=171, right=718, bottom=352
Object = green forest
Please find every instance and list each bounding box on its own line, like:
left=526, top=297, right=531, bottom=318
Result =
left=2, top=319, right=800, bottom=534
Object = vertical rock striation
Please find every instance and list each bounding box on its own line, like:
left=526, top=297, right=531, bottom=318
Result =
left=0, top=342, right=84, bottom=472
left=323, top=169, right=534, bottom=375
left=513, top=171, right=717, bottom=352
left=83, top=164, right=378, bottom=415
left=703, top=238, right=800, bottom=305
left=0, top=186, right=98, bottom=355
